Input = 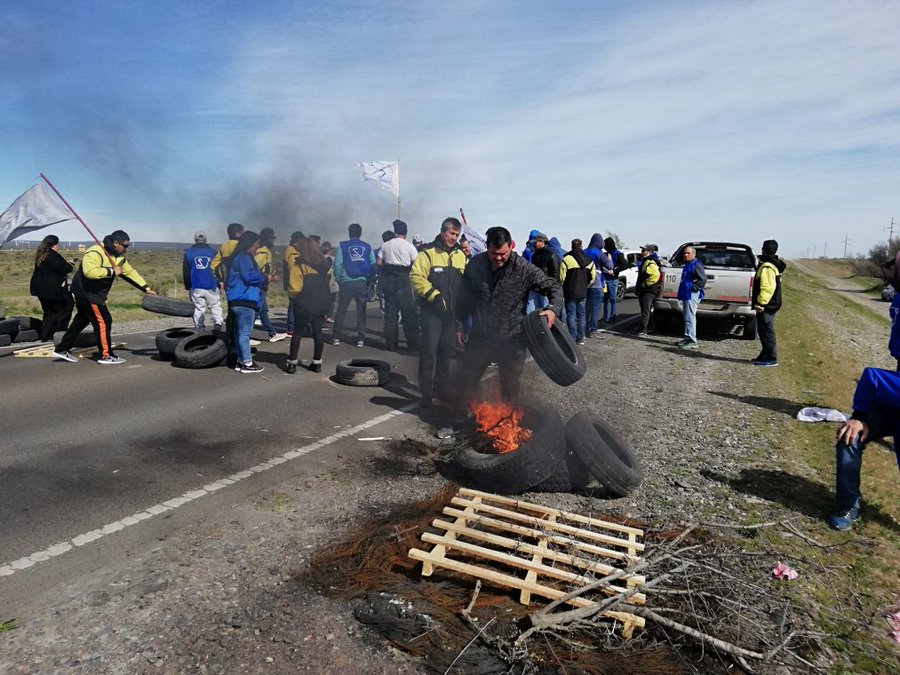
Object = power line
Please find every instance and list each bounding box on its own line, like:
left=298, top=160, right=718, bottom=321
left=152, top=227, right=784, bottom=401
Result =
left=842, top=234, right=851, bottom=258
left=886, top=217, right=896, bottom=241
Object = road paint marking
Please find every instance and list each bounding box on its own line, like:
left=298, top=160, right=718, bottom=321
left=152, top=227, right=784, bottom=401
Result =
left=0, top=403, right=418, bottom=579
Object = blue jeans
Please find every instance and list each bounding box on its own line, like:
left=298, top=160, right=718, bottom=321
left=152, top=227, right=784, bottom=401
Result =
left=681, top=292, right=701, bottom=342
left=231, top=305, right=256, bottom=364
left=603, top=279, right=618, bottom=320
left=525, top=291, right=548, bottom=314
left=890, top=294, right=900, bottom=359
left=256, top=292, right=276, bottom=337
left=334, top=279, right=368, bottom=342
left=586, top=287, right=604, bottom=333
left=565, top=298, right=586, bottom=341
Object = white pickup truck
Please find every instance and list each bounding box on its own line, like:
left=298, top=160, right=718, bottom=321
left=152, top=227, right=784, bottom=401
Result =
left=653, top=242, right=757, bottom=339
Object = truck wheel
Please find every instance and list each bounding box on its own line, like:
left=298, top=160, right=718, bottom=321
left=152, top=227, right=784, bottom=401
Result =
left=174, top=332, right=227, bottom=368
left=156, top=327, right=200, bottom=360
left=616, top=280, right=626, bottom=302
left=142, top=294, right=195, bottom=318
left=335, top=359, right=392, bottom=386
left=567, top=412, right=643, bottom=498
left=523, top=311, right=586, bottom=386
left=742, top=316, right=757, bottom=340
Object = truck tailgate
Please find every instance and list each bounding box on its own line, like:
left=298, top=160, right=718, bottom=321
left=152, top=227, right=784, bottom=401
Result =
left=662, top=268, right=754, bottom=303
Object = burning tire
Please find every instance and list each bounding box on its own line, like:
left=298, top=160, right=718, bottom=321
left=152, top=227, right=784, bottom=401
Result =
left=335, top=359, right=392, bottom=387
left=529, top=448, right=591, bottom=493
left=448, top=404, right=564, bottom=495
left=173, top=332, right=228, bottom=369
left=155, top=327, right=200, bottom=360
left=523, top=311, right=586, bottom=386
left=141, top=294, right=195, bottom=318
left=566, top=412, right=642, bottom=497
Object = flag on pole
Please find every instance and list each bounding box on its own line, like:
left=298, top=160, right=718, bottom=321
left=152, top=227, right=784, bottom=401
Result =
left=0, top=182, right=75, bottom=248
left=358, top=160, right=400, bottom=198
left=462, top=223, right=487, bottom=256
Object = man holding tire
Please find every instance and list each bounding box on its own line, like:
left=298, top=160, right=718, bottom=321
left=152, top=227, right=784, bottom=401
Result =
left=456, top=226, right=563, bottom=407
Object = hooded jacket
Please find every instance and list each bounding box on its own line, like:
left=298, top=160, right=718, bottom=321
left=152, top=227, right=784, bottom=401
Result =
left=585, top=233, right=610, bottom=291
left=410, top=235, right=468, bottom=315
left=548, top=237, right=565, bottom=263
left=30, top=249, right=74, bottom=300
left=71, top=241, right=149, bottom=305
left=603, top=237, right=631, bottom=278
left=225, top=251, right=267, bottom=309
left=522, top=229, right=540, bottom=262
left=559, top=249, right=596, bottom=300
left=753, top=254, right=787, bottom=312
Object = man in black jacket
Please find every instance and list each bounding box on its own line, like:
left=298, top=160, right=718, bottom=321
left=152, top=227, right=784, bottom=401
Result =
left=602, top=236, right=631, bottom=325
left=457, top=227, right=563, bottom=406
left=526, top=232, right=558, bottom=313
left=560, top=239, right=596, bottom=345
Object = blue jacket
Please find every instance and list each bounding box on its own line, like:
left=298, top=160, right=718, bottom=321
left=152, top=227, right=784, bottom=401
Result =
left=183, top=244, right=217, bottom=291
left=548, top=237, right=565, bottom=262
left=678, top=259, right=706, bottom=301
left=522, top=229, right=540, bottom=262
left=851, top=367, right=900, bottom=459
left=584, top=245, right=609, bottom=291
left=334, top=238, right=375, bottom=283
left=226, top=251, right=267, bottom=309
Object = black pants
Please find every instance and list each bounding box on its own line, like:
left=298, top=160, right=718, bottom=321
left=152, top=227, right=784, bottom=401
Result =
left=757, top=310, right=777, bottom=361
left=334, top=279, right=367, bottom=342
left=381, top=271, right=420, bottom=350
left=38, top=295, right=74, bottom=341
left=57, top=297, right=114, bottom=358
left=288, top=302, right=325, bottom=361
left=418, top=308, right=456, bottom=399
left=638, top=291, right=655, bottom=332
left=457, top=335, right=527, bottom=407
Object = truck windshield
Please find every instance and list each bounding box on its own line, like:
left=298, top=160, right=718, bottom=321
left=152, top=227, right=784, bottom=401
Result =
left=672, top=245, right=755, bottom=268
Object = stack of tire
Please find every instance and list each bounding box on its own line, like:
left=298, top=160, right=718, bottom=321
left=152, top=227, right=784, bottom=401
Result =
left=155, top=327, right=228, bottom=368
left=0, top=311, right=44, bottom=346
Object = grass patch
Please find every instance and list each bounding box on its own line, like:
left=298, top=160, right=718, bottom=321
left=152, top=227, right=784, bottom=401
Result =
left=0, top=619, right=17, bottom=632
left=801, top=259, right=887, bottom=298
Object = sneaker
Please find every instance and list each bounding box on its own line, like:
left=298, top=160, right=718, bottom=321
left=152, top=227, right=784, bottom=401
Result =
left=254, top=319, right=263, bottom=327
left=679, top=341, right=699, bottom=350
left=356, top=340, right=364, bottom=348
left=828, top=506, right=860, bottom=531
left=308, top=361, right=322, bottom=373
left=53, top=350, right=79, bottom=363
left=330, top=337, right=340, bottom=346
left=576, top=339, right=586, bottom=345
left=248, top=339, right=261, bottom=346
left=286, top=330, right=294, bottom=337
left=269, top=332, right=288, bottom=343
left=239, top=362, right=264, bottom=374
left=752, top=359, right=779, bottom=367
left=610, top=316, right=617, bottom=325
left=98, top=355, right=126, bottom=365
left=637, top=332, right=648, bottom=337
left=285, top=360, right=297, bottom=374
left=213, top=324, right=223, bottom=332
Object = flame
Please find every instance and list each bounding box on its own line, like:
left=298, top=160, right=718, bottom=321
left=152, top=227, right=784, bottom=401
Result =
left=470, top=400, right=533, bottom=454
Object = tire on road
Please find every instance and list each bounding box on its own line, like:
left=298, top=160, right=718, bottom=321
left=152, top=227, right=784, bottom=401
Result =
left=0, top=334, right=11, bottom=347
left=567, top=412, right=643, bottom=498
left=523, top=310, right=585, bottom=386
left=0, top=318, right=19, bottom=336
left=13, top=316, right=43, bottom=333
left=156, top=327, right=200, bottom=360
left=13, top=329, right=40, bottom=343
left=335, top=359, right=392, bottom=386
left=53, top=329, right=96, bottom=349
left=529, top=448, right=591, bottom=493
left=173, top=332, right=227, bottom=369
left=142, top=294, right=195, bottom=318
left=448, top=405, right=565, bottom=495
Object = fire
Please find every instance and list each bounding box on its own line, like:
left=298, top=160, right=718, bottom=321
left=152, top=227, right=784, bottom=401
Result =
left=470, top=400, right=532, bottom=454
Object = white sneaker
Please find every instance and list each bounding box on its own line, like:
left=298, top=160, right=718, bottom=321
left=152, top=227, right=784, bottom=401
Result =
left=356, top=340, right=364, bottom=348
left=331, top=338, right=340, bottom=346
left=269, top=333, right=288, bottom=343
left=53, top=350, right=79, bottom=363
left=98, top=355, right=126, bottom=365
left=249, top=339, right=261, bottom=346
left=254, top=319, right=263, bottom=327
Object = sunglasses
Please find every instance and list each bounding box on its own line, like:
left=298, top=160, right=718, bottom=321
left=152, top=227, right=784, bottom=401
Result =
left=117, top=242, right=130, bottom=249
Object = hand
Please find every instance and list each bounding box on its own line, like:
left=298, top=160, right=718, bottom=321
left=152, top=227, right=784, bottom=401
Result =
left=836, top=419, right=868, bottom=446
left=112, top=265, right=122, bottom=276
left=540, top=309, right=556, bottom=327
left=456, top=330, right=466, bottom=347
left=145, top=288, right=158, bottom=296
left=433, top=295, right=450, bottom=316
left=218, top=282, right=225, bottom=291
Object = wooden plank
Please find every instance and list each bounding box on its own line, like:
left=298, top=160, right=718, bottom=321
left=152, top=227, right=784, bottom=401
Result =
left=420, top=532, right=646, bottom=605
left=441, top=506, right=636, bottom=563
left=431, top=518, right=647, bottom=586
left=408, top=547, right=645, bottom=629
left=13, top=342, right=126, bottom=358
left=423, top=495, right=479, bottom=577
left=450, top=497, right=645, bottom=555
left=459, top=488, right=644, bottom=537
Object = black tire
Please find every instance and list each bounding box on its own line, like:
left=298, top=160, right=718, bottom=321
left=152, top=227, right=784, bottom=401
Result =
left=12, top=316, right=43, bottom=333
left=13, top=329, right=40, bottom=343
left=0, top=334, right=10, bottom=347
left=742, top=316, right=757, bottom=340
left=155, top=327, right=200, bottom=360
left=529, top=448, right=591, bottom=493
left=0, top=318, right=19, bottom=336
left=141, top=294, right=194, bottom=318
left=53, top=329, right=96, bottom=348
left=523, top=311, right=586, bottom=386
left=448, top=405, right=565, bottom=494
left=335, top=359, right=391, bottom=386
left=567, top=412, right=643, bottom=497
left=173, top=332, right=227, bottom=369
left=616, top=279, right=626, bottom=302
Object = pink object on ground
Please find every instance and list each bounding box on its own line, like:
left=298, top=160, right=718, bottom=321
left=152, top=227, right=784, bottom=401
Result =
left=772, top=562, right=799, bottom=580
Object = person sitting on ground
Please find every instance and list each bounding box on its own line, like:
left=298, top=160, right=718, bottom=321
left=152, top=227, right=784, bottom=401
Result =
left=182, top=230, right=223, bottom=332
left=30, top=234, right=75, bottom=342
left=829, top=366, right=900, bottom=530
left=751, top=239, right=787, bottom=367
left=285, top=238, right=332, bottom=375
left=253, top=227, right=287, bottom=343
left=283, top=230, right=306, bottom=337
left=211, top=222, right=244, bottom=289
left=677, top=244, right=706, bottom=349
left=332, top=223, right=376, bottom=348
left=559, top=238, right=596, bottom=345
left=54, top=230, right=157, bottom=365
left=225, top=230, right=272, bottom=374
left=636, top=244, right=662, bottom=337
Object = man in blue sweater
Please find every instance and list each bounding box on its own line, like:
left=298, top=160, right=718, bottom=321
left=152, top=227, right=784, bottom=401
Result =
left=183, top=231, right=223, bottom=331
left=332, top=223, right=376, bottom=347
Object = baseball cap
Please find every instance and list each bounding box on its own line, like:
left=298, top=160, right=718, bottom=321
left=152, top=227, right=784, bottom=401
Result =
left=194, top=231, right=207, bottom=243
left=641, top=243, right=654, bottom=251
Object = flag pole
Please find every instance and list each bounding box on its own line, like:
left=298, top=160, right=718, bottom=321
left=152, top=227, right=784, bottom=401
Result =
left=396, top=159, right=401, bottom=220
left=459, top=208, right=468, bottom=225
left=39, top=172, right=114, bottom=265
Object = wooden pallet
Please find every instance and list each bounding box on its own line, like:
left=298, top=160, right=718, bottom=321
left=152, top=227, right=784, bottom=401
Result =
left=408, top=487, right=647, bottom=637
left=13, top=342, right=126, bottom=358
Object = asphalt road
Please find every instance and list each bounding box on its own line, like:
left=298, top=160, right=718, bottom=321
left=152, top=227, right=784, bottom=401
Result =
left=0, top=296, right=638, bottom=612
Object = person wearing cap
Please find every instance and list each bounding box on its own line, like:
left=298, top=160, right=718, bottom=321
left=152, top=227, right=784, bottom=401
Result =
left=635, top=244, right=662, bottom=336
left=412, top=234, right=425, bottom=251
left=253, top=227, right=288, bottom=342
left=676, top=245, right=706, bottom=349
left=525, top=232, right=558, bottom=314
left=183, top=230, right=223, bottom=331
left=377, top=219, right=421, bottom=352
left=751, top=239, right=787, bottom=366
left=559, top=238, right=596, bottom=345
left=53, top=229, right=157, bottom=365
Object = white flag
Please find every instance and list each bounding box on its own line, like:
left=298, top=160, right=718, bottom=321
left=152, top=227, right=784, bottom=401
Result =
left=461, top=223, right=487, bottom=256
left=0, top=183, right=75, bottom=248
left=358, top=160, right=399, bottom=198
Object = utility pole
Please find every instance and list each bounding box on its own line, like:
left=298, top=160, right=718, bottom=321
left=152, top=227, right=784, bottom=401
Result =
left=823, top=241, right=828, bottom=258
left=842, top=234, right=851, bottom=258
left=886, top=217, right=896, bottom=242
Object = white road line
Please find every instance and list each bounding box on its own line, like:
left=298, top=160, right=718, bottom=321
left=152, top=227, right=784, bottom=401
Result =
left=0, top=403, right=418, bottom=578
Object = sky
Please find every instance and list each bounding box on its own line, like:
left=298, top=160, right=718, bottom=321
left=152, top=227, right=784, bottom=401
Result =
left=2, top=0, right=899, bottom=258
